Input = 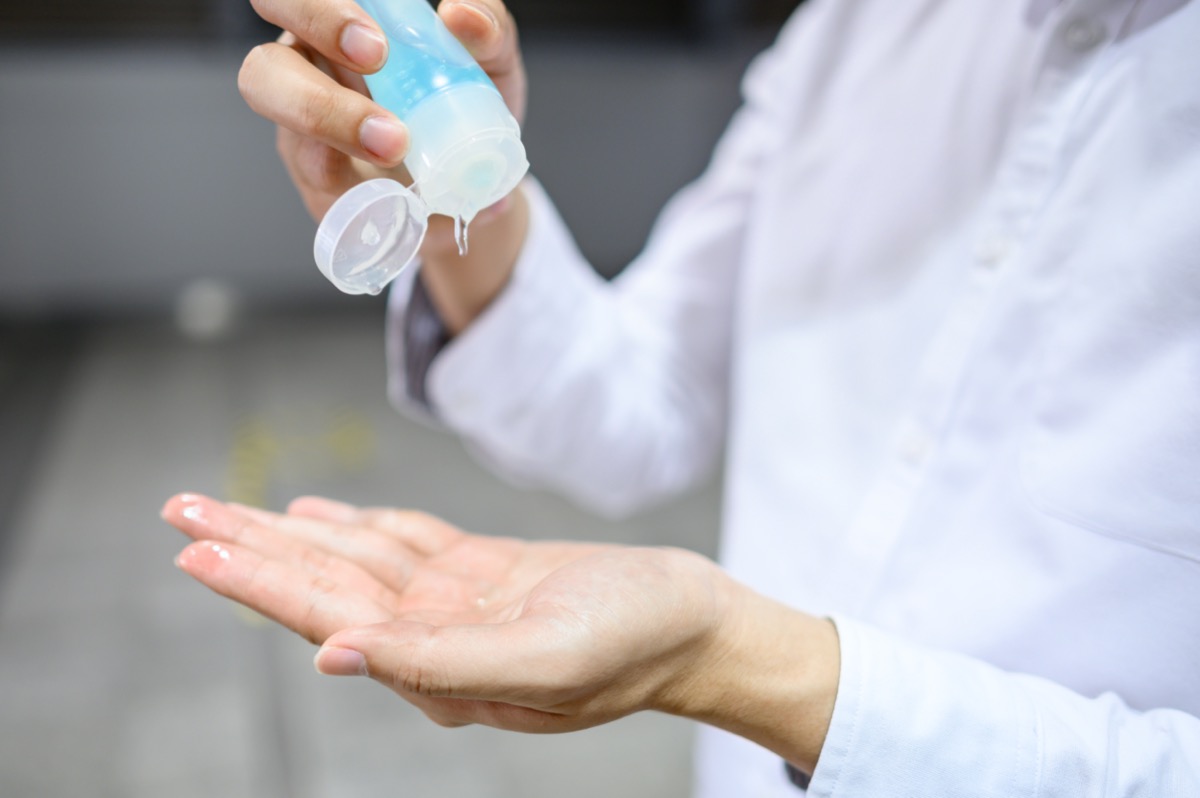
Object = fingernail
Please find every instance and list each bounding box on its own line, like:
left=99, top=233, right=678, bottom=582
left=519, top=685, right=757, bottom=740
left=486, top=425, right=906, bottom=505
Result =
left=162, top=493, right=200, bottom=520
left=174, top=547, right=198, bottom=570
left=181, top=502, right=207, bottom=524
left=315, top=647, right=368, bottom=677
left=340, top=23, right=387, bottom=70
left=359, top=116, right=407, bottom=162
left=453, top=1, right=498, bottom=31
left=174, top=499, right=248, bottom=538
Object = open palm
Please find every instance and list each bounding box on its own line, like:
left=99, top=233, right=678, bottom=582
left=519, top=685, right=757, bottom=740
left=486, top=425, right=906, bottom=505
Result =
left=163, top=493, right=728, bottom=731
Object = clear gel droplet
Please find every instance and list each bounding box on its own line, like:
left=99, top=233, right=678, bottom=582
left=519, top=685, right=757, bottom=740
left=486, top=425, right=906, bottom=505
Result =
left=453, top=215, right=467, bottom=256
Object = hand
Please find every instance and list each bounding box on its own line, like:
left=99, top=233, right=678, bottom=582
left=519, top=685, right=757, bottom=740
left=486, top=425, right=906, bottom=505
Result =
left=239, top=0, right=527, bottom=252
left=164, top=493, right=730, bottom=729
left=161, top=494, right=840, bottom=772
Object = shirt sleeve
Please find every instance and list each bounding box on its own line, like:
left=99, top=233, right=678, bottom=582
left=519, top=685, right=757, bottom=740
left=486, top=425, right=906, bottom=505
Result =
left=384, top=22, right=799, bottom=517
left=806, top=616, right=1200, bottom=797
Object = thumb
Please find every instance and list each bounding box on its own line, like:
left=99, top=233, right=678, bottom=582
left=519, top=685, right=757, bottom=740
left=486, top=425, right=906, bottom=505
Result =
left=438, top=0, right=520, bottom=75
left=437, top=0, right=526, bottom=124
left=314, top=617, right=585, bottom=704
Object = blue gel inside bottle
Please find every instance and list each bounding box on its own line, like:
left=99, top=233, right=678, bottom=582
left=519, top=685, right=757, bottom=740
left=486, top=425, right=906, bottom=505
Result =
left=357, top=0, right=498, bottom=119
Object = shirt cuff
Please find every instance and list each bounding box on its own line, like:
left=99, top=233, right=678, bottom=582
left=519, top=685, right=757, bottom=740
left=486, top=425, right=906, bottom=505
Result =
left=400, top=272, right=451, bottom=411
left=805, top=616, right=1041, bottom=798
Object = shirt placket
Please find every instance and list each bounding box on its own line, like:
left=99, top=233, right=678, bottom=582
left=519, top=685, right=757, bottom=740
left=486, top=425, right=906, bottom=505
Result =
left=839, top=0, right=1134, bottom=621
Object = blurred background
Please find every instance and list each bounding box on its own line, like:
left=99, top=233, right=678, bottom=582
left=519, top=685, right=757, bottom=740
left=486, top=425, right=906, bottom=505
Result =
left=0, top=1, right=796, bottom=795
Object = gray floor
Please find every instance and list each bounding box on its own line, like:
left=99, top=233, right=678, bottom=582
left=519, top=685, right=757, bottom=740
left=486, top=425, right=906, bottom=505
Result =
left=0, top=313, right=722, bottom=798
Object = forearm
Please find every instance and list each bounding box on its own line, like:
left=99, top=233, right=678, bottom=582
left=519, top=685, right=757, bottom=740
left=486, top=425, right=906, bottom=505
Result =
left=418, top=186, right=531, bottom=334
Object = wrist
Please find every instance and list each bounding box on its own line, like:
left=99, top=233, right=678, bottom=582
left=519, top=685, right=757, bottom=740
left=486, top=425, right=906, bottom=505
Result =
left=418, top=184, right=530, bottom=334
left=659, top=571, right=841, bottom=776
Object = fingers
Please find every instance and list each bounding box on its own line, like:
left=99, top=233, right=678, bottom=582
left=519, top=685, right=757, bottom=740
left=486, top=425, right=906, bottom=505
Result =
left=355, top=509, right=466, bottom=558
left=175, top=539, right=394, bottom=645
left=163, top=495, right=404, bottom=611
left=239, top=41, right=407, bottom=167
left=163, top=494, right=419, bottom=596
left=249, top=0, right=387, bottom=73
left=225, top=502, right=277, bottom=526
left=288, top=497, right=463, bottom=557
left=162, top=493, right=250, bottom=542
left=285, top=495, right=359, bottom=524
left=438, top=0, right=520, bottom=77
left=277, top=128, right=356, bottom=198
left=251, top=513, right=421, bottom=592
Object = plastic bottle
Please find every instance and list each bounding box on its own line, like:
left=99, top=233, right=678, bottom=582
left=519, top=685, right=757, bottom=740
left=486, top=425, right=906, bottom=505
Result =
left=314, top=0, right=529, bottom=295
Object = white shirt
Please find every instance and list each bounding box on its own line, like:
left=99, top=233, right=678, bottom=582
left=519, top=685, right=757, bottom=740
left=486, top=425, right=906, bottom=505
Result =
left=386, top=0, right=1200, bottom=794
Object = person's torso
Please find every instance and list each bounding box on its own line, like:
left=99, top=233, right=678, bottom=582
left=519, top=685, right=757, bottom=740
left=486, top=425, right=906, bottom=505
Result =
left=709, top=0, right=1200, bottom=793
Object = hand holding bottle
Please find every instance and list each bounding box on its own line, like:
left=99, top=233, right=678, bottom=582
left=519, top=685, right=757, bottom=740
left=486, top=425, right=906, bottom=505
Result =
left=239, top=0, right=526, bottom=223
left=241, top=0, right=531, bottom=323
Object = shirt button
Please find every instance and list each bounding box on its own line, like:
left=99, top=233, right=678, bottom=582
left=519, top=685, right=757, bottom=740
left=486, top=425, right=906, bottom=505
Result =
left=899, top=426, right=935, bottom=468
left=974, top=235, right=1014, bottom=271
left=1061, top=17, right=1107, bottom=52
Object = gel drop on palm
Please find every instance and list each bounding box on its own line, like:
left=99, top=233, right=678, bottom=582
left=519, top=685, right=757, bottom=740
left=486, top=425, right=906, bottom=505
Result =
left=314, top=0, right=529, bottom=295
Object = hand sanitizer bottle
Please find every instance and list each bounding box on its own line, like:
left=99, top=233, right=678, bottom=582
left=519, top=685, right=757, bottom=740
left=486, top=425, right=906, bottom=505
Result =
left=314, top=0, right=529, bottom=295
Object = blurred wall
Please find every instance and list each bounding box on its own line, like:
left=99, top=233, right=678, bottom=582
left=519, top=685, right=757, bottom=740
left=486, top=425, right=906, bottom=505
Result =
left=0, top=35, right=770, bottom=315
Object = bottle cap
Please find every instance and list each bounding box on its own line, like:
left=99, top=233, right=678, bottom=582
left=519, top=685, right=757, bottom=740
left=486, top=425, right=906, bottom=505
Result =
left=313, top=178, right=429, bottom=296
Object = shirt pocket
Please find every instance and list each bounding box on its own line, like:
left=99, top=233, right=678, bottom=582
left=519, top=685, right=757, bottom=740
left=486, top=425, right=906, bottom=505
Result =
left=1019, top=239, right=1200, bottom=563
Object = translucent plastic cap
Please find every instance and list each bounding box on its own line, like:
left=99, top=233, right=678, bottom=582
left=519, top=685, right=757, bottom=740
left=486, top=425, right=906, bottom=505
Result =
left=313, top=179, right=428, bottom=296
